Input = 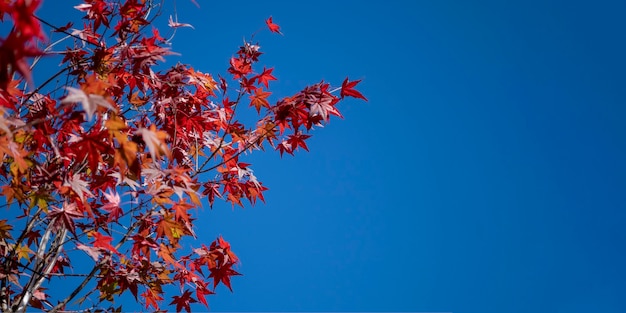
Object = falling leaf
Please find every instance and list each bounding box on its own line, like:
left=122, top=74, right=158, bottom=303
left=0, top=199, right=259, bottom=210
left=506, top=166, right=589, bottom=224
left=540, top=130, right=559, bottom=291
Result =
left=265, top=16, right=282, bottom=35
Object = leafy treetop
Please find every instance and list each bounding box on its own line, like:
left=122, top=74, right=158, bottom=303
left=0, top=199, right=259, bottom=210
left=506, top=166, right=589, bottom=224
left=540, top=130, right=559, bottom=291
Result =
left=0, top=0, right=366, bottom=312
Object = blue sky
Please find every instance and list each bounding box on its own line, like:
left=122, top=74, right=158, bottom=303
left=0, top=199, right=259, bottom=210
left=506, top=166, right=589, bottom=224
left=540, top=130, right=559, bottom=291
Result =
left=21, top=0, right=626, bottom=312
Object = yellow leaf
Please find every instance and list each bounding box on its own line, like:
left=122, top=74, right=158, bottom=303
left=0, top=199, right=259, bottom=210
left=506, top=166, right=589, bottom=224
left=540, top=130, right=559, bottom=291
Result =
left=105, top=115, right=127, bottom=131
left=15, top=244, right=33, bottom=262
left=189, top=191, right=201, bottom=207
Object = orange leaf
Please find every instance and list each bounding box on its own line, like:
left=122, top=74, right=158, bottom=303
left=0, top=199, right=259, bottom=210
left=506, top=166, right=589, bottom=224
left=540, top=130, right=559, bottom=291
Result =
left=249, top=88, right=271, bottom=113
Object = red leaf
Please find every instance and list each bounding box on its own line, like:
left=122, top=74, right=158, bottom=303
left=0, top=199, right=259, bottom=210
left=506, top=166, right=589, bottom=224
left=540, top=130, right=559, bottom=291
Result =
left=68, top=128, right=113, bottom=173
left=92, top=232, right=121, bottom=256
left=195, top=284, right=214, bottom=308
left=48, top=202, right=83, bottom=237
left=54, top=21, right=73, bottom=33
left=340, top=77, right=368, bottom=101
left=0, top=32, right=42, bottom=89
left=209, top=263, right=241, bottom=291
left=169, top=289, right=197, bottom=313
left=256, top=67, right=277, bottom=88
left=11, top=0, right=45, bottom=40
left=173, top=200, right=193, bottom=223
left=287, top=133, right=311, bottom=152
left=229, top=57, right=252, bottom=79
left=141, top=288, right=164, bottom=311
left=249, top=88, right=271, bottom=113
left=202, top=182, right=223, bottom=208
left=265, top=16, right=282, bottom=35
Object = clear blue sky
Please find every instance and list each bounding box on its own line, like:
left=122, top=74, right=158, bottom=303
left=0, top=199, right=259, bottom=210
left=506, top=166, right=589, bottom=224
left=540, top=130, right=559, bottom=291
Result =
left=30, top=0, right=626, bottom=312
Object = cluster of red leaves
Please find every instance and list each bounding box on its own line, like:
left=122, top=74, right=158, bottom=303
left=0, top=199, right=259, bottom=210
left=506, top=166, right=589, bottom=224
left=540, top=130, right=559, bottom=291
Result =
left=0, top=0, right=44, bottom=91
left=0, top=1, right=365, bottom=312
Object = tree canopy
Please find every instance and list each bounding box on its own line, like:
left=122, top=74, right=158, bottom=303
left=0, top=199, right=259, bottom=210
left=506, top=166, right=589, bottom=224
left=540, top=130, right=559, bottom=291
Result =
left=0, top=1, right=366, bottom=312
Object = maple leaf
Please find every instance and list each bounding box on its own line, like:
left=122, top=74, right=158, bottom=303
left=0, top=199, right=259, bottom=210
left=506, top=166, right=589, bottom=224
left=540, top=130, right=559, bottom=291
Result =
left=131, top=234, right=158, bottom=258
left=229, top=57, right=252, bottom=79
left=48, top=202, right=83, bottom=237
left=340, top=78, right=368, bottom=101
left=265, top=16, right=282, bottom=35
left=76, top=243, right=101, bottom=261
left=173, top=201, right=194, bottom=224
left=0, top=31, right=42, bottom=88
left=24, top=229, right=40, bottom=246
left=30, top=288, right=51, bottom=310
left=11, top=0, right=45, bottom=40
left=0, top=79, right=22, bottom=110
left=249, top=88, right=271, bottom=113
left=0, top=108, right=26, bottom=138
left=109, top=170, right=140, bottom=191
left=157, top=243, right=186, bottom=270
left=156, top=214, right=186, bottom=243
left=50, top=255, right=70, bottom=274
left=209, top=263, right=241, bottom=291
left=73, top=0, right=111, bottom=30
left=0, top=219, right=13, bottom=240
left=68, top=128, right=112, bottom=172
left=64, top=173, right=95, bottom=204
left=15, top=244, right=33, bottom=262
left=256, top=67, right=277, bottom=88
left=276, top=140, right=293, bottom=156
left=136, top=125, right=169, bottom=161
left=142, top=288, right=164, bottom=310
left=195, top=286, right=214, bottom=308
left=101, top=189, right=123, bottom=222
left=217, top=236, right=239, bottom=264
left=187, top=68, right=217, bottom=93
left=61, top=86, right=116, bottom=121
left=54, top=21, right=73, bottom=33
left=287, top=133, right=311, bottom=152
left=92, top=231, right=121, bottom=256
left=0, top=140, right=30, bottom=174
left=202, top=182, right=223, bottom=207
left=169, top=289, right=197, bottom=313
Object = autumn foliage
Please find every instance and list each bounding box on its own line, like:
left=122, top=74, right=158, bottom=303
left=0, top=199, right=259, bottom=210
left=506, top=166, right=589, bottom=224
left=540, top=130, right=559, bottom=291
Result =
left=0, top=0, right=365, bottom=312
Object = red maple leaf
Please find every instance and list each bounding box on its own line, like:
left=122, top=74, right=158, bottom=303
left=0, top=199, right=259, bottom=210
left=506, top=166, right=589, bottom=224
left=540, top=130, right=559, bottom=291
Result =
left=287, top=133, right=311, bottom=152
left=340, top=77, right=368, bottom=101
left=265, top=16, right=282, bottom=35
left=11, top=0, right=45, bottom=40
left=48, top=202, right=84, bottom=237
left=195, top=284, right=214, bottom=308
left=249, top=88, right=271, bottom=113
left=169, top=289, right=197, bottom=313
left=209, top=263, right=241, bottom=291
left=276, top=140, right=293, bottom=157
left=68, top=128, right=113, bottom=173
left=202, top=182, right=223, bottom=208
left=0, top=31, right=42, bottom=88
left=256, top=67, right=277, bottom=88
left=229, top=57, right=252, bottom=79
left=173, top=201, right=194, bottom=224
left=141, top=288, right=164, bottom=310
left=131, top=234, right=158, bottom=258
left=92, top=232, right=121, bottom=256
left=216, top=235, right=239, bottom=264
